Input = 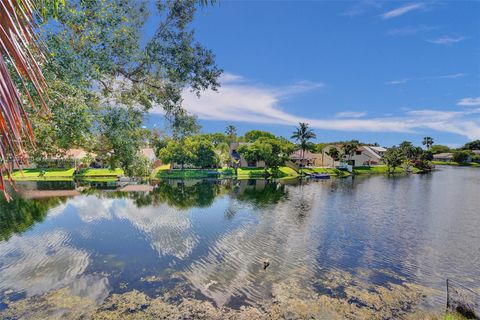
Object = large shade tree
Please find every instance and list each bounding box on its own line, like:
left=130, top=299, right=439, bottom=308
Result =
left=32, top=0, right=220, bottom=174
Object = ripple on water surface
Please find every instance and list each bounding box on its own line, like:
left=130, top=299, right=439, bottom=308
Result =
left=0, top=167, right=479, bottom=318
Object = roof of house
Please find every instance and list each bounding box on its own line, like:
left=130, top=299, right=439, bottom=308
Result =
left=65, top=149, right=87, bottom=159
left=369, top=146, right=387, bottom=153
left=356, top=146, right=382, bottom=160
left=472, top=150, right=480, bottom=155
left=289, top=150, right=319, bottom=160
left=140, top=148, right=157, bottom=161
left=433, top=153, right=454, bottom=158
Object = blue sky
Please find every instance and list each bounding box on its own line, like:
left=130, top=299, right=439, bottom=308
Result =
left=148, top=1, right=480, bottom=147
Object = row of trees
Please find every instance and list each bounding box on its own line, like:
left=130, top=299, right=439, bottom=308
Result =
left=382, top=141, right=433, bottom=174
left=155, top=128, right=296, bottom=175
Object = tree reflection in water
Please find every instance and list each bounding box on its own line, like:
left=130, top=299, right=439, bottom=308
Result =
left=0, top=196, right=65, bottom=241
left=92, top=179, right=289, bottom=210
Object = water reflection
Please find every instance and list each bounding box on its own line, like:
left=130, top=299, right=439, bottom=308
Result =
left=0, top=168, right=479, bottom=317
left=0, top=196, right=65, bottom=241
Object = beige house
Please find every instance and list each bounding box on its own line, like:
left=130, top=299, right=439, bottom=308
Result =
left=319, top=145, right=387, bottom=167
left=289, top=150, right=323, bottom=168
left=229, top=142, right=266, bottom=168
left=433, top=153, right=454, bottom=162
left=349, top=146, right=386, bottom=166
left=140, top=148, right=163, bottom=168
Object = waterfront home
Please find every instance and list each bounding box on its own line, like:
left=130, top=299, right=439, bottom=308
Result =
left=433, top=153, right=454, bottom=162
left=319, top=145, right=387, bottom=167
left=140, top=148, right=162, bottom=168
left=289, top=150, right=322, bottom=168
left=229, top=142, right=266, bottom=168
left=30, top=148, right=96, bottom=168
left=349, top=146, right=386, bottom=166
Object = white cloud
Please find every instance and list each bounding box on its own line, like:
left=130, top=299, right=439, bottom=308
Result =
left=386, top=25, right=436, bottom=36
left=341, top=0, right=383, bottom=17
left=335, top=111, right=367, bottom=118
left=219, top=72, right=245, bottom=84
left=387, top=78, right=410, bottom=85
left=437, top=73, right=466, bottom=79
left=387, top=73, right=466, bottom=85
left=427, top=36, right=466, bottom=45
left=458, top=97, right=480, bottom=106
left=380, top=3, right=424, bottom=19
left=150, top=73, right=480, bottom=140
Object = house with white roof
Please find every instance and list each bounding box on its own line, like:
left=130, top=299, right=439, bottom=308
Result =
left=319, top=145, right=387, bottom=167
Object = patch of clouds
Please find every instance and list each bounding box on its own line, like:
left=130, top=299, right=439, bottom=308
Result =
left=387, top=73, right=466, bottom=85
left=380, top=3, right=425, bottom=20
left=387, top=78, right=410, bottom=85
left=427, top=36, right=466, bottom=45
left=340, top=0, right=383, bottom=17
left=335, top=111, right=368, bottom=118
left=386, top=25, right=436, bottom=36
left=457, top=97, right=480, bottom=106
left=219, top=72, right=245, bottom=84
left=150, top=72, right=480, bottom=140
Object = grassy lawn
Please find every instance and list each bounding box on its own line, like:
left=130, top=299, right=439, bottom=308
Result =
left=76, top=177, right=119, bottom=182
left=432, top=161, right=480, bottom=167
left=8, top=168, right=75, bottom=181
left=150, top=164, right=171, bottom=178
left=155, top=166, right=298, bottom=179
left=76, top=168, right=124, bottom=177
left=354, top=165, right=423, bottom=174
left=156, top=167, right=234, bottom=179
left=303, top=167, right=350, bottom=177
left=354, top=165, right=401, bottom=174
left=236, top=166, right=299, bottom=179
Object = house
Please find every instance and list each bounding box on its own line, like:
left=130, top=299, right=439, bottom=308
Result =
left=348, top=146, right=386, bottom=166
left=229, top=142, right=266, bottom=168
left=33, top=149, right=96, bottom=168
left=289, top=150, right=322, bottom=168
left=140, top=148, right=162, bottom=168
left=433, top=153, right=454, bottom=162
left=319, top=145, right=387, bottom=167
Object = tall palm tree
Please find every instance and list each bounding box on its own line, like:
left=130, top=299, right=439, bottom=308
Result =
left=326, top=147, right=339, bottom=167
left=342, top=141, right=359, bottom=164
left=225, top=125, right=237, bottom=143
left=291, top=122, right=316, bottom=172
left=422, top=137, right=434, bottom=149
left=0, top=0, right=53, bottom=199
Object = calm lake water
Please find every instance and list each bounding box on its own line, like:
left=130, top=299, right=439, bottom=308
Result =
left=0, top=166, right=479, bottom=318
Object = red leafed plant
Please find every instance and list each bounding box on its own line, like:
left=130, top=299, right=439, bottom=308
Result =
left=0, top=0, right=49, bottom=200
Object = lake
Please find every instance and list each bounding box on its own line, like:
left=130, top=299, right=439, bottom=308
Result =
left=0, top=166, right=479, bottom=319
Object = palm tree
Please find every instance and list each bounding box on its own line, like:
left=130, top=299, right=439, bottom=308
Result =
left=326, top=147, right=339, bottom=167
left=291, top=123, right=316, bottom=172
left=342, top=141, right=359, bottom=165
left=422, top=137, right=434, bottom=149
left=0, top=0, right=53, bottom=199
left=225, top=125, right=237, bottom=143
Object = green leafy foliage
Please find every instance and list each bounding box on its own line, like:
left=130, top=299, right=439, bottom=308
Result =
left=462, top=140, right=480, bottom=150
left=452, top=150, right=472, bottom=163
left=430, top=145, right=451, bottom=154
left=382, top=147, right=404, bottom=174
left=31, top=0, right=221, bottom=176
left=243, top=130, right=276, bottom=142
left=238, top=137, right=295, bottom=173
